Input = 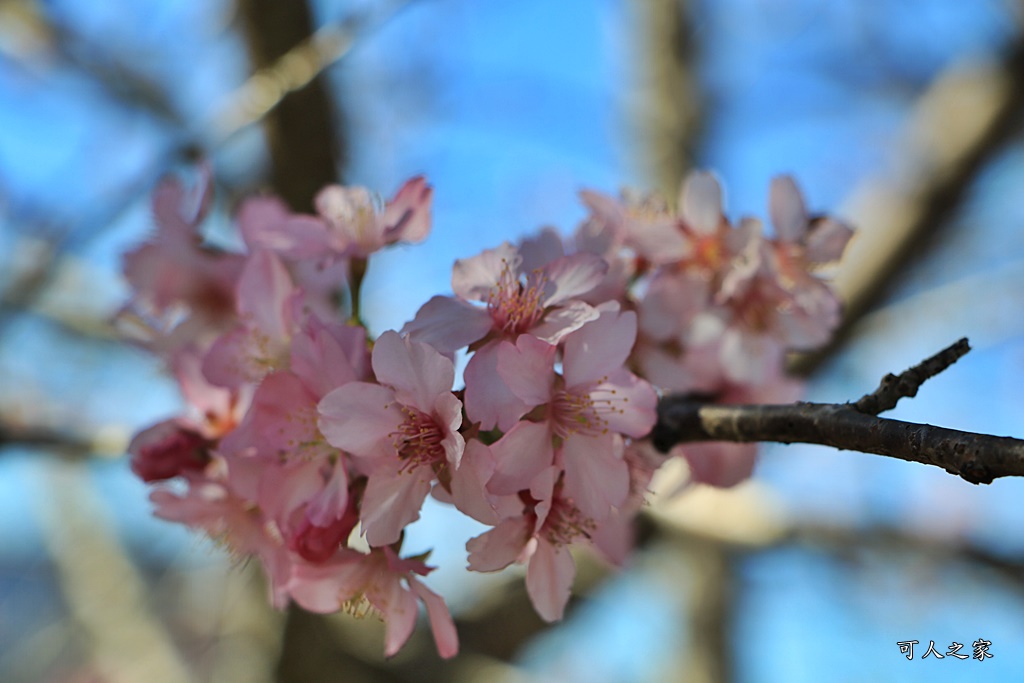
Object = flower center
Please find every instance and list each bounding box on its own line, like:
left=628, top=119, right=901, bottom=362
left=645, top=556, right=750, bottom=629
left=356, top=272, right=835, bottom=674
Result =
left=486, top=257, right=547, bottom=335
left=391, top=407, right=445, bottom=472
left=550, top=383, right=629, bottom=438
left=542, top=496, right=595, bottom=546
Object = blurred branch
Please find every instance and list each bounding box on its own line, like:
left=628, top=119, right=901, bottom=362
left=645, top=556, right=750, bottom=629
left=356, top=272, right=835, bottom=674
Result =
left=37, top=462, right=192, bottom=683
left=213, top=1, right=412, bottom=147
left=645, top=483, right=1024, bottom=587
left=679, top=540, right=732, bottom=683
left=1, top=0, right=184, bottom=126
left=635, top=0, right=702, bottom=196
left=0, top=421, right=94, bottom=455
left=796, top=38, right=1024, bottom=373
left=654, top=338, right=1024, bottom=485
left=235, top=0, right=341, bottom=210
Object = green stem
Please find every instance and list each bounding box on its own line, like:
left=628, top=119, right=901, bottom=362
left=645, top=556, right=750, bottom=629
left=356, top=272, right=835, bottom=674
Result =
left=348, top=257, right=368, bottom=326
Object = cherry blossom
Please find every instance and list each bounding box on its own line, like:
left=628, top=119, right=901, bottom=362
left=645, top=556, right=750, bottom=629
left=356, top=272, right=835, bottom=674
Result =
left=123, top=166, right=853, bottom=656
left=287, top=547, right=458, bottom=658
left=120, top=167, right=244, bottom=351
left=318, top=331, right=464, bottom=546
left=491, top=304, right=658, bottom=519
left=466, top=467, right=594, bottom=622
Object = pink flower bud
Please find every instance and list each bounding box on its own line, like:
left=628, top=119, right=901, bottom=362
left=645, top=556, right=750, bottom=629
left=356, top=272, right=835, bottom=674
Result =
left=289, top=503, right=360, bottom=564
left=129, top=420, right=212, bottom=482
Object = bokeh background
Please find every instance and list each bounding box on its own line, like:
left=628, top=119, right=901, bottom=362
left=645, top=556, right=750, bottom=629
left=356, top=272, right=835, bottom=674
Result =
left=2, top=0, right=1024, bottom=681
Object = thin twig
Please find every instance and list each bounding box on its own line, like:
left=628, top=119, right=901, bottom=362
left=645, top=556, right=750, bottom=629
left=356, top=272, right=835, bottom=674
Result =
left=854, top=337, right=970, bottom=415
left=652, top=338, right=1024, bottom=485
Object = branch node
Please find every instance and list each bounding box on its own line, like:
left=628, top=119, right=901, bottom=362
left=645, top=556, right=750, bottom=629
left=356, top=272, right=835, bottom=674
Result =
left=854, top=337, right=971, bottom=415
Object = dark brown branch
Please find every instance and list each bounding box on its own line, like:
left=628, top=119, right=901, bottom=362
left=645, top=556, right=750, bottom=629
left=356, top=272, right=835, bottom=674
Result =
left=238, top=0, right=343, bottom=210
left=854, top=336, right=970, bottom=415
left=0, top=420, right=96, bottom=456
left=652, top=338, right=1024, bottom=485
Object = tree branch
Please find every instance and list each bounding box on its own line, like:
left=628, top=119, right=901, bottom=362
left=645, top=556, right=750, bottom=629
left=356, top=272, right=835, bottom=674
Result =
left=651, top=338, right=1024, bottom=485
left=853, top=336, right=970, bottom=415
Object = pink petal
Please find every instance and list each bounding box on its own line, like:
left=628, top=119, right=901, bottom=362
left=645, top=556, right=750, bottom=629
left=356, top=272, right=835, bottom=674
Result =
left=681, top=171, right=724, bottom=235
left=541, top=252, right=608, bottom=306
left=450, top=439, right=501, bottom=524
left=563, top=304, right=636, bottom=388
left=315, top=185, right=381, bottom=253
left=561, top=433, right=629, bottom=521
left=576, top=190, right=624, bottom=255
left=170, top=345, right=236, bottom=426
left=488, top=421, right=555, bottom=495
left=677, top=442, right=758, bottom=488
left=372, top=331, right=454, bottom=413
left=401, top=295, right=493, bottom=355
left=720, top=329, right=784, bottom=385
left=525, top=539, right=576, bottom=622
left=382, top=176, right=433, bottom=244
left=219, top=371, right=317, bottom=458
left=318, top=382, right=403, bottom=457
left=638, top=272, right=708, bottom=342
left=636, top=343, right=703, bottom=393
left=237, top=250, right=296, bottom=349
left=625, top=215, right=691, bottom=264
left=775, top=288, right=840, bottom=349
left=467, top=517, right=532, bottom=572
left=433, top=391, right=465, bottom=468
left=238, top=196, right=330, bottom=258
left=518, top=226, right=566, bottom=271
left=531, top=300, right=599, bottom=344
left=464, top=342, right=529, bottom=431
left=451, top=243, right=519, bottom=302
left=290, top=316, right=369, bottom=398
left=256, top=457, right=329, bottom=528
left=361, top=464, right=434, bottom=547
left=286, top=552, right=364, bottom=612
left=590, top=368, right=659, bottom=438
left=380, top=580, right=419, bottom=658
left=769, top=175, right=808, bottom=243
left=496, top=336, right=556, bottom=407
left=718, top=220, right=766, bottom=301
left=529, top=466, right=559, bottom=527
left=805, top=217, right=854, bottom=263
left=201, top=326, right=259, bottom=388
left=306, top=459, right=349, bottom=526
left=149, top=175, right=195, bottom=241
left=409, top=578, right=459, bottom=659
left=590, top=513, right=634, bottom=566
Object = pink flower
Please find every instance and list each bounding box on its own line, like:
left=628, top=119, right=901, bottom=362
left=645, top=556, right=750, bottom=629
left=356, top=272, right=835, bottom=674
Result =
left=149, top=459, right=295, bottom=607
left=404, top=242, right=607, bottom=355
left=490, top=304, right=658, bottom=519
left=318, top=331, right=464, bottom=546
left=202, top=250, right=302, bottom=388
left=121, top=167, right=244, bottom=351
left=576, top=187, right=689, bottom=266
left=287, top=547, right=459, bottom=659
left=466, top=467, right=591, bottom=622
left=768, top=175, right=853, bottom=271
left=405, top=242, right=608, bottom=430
left=239, top=177, right=433, bottom=261
left=763, top=175, right=853, bottom=348
left=316, top=176, right=433, bottom=258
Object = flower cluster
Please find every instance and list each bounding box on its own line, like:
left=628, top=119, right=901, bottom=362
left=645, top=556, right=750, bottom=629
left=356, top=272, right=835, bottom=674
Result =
left=123, top=167, right=850, bottom=659
left=572, top=172, right=853, bottom=486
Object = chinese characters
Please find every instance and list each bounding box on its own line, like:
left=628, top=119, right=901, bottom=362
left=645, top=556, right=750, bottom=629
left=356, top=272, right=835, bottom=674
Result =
left=897, top=639, right=993, bottom=661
